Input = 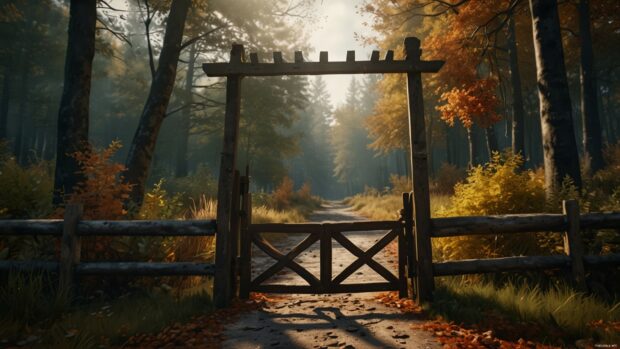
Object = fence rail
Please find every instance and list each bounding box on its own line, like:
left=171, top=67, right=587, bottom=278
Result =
left=404, top=196, right=620, bottom=299
left=0, top=204, right=217, bottom=295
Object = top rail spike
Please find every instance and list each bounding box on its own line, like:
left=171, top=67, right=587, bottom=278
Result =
left=384, top=50, right=394, bottom=62
left=370, top=50, right=380, bottom=61
left=294, top=51, right=304, bottom=63
left=250, top=52, right=259, bottom=64
left=273, top=51, right=283, bottom=64
left=346, top=50, right=355, bottom=62
left=319, top=51, right=328, bottom=63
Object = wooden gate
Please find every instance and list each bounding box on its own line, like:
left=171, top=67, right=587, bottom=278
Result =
left=237, top=208, right=408, bottom=298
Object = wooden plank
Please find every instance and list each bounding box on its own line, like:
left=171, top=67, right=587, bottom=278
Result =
left=323, top=221, right=402, bottom=232
left=59, top=203, right=82, bottom=296
left=252, top=282, right=398, bottom=294
left=398, top=221, right=408, bottom=298
left=0, top=219, right=63, bottom=236
left=239, top=183, right=252, bottom=299
left=252, top=284, right=315, bottom=293
left=432, top=214, right=565, bottom=237
left=76, top=262, right=215, bottom=276
left=384, top=50, right=394, bottom=61
left=405, top=37, right=434, bottom=303
left=77, top=220, right=216, bottom=236
left=250, top=223, right=323, bottom=234
left=346, top=50, right=355, bottom=62
left=273, top=51, right=283, bottom=64
left=370, top=50, right=380, bottom=61
left=319, top=51, right=328, bottom=63
left=251, top=233, right=319, bottom=287
left=583, top=253, right=620, bottom=267
left=295, top=51, right=304, bottom=63
left=0, top=261, right=58, bottom=272
left=229, top=170, right=241, bottom=297
left=403, top=192, right=416, bottom=279
left=433, top=255, right=571, bottom=276
left=320, top=228, right=332, bottom=291
left=580, top=212, right=620, bottom=229
left=251, top=234, right=321, bottom=288
left=202, top=60, right=444, bottom=77
left=331, top=230, right=399, bottom=285
left=214, top=43, right=244, bottom=309
left=563, top=200, right=587, bottom=290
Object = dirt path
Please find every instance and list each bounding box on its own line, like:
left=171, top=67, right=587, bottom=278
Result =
left=222, top=202, right=439, bottom=349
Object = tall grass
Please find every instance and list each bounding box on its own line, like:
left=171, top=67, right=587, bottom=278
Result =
left=433, top=277, right=620, bottom=343
left=0, top=271, right=213, bottom=347
left=190, top=195, right=307, bottom=224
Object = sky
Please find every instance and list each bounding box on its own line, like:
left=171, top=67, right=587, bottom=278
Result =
left=306, top=0, right=376, bottom=106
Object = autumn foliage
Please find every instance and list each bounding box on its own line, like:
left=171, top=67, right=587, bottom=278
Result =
left=437, top=78, right=502, bottom=129
left=62, top=141, right=131, bottom=220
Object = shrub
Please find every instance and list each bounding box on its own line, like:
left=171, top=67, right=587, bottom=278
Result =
left=271, top=176, right=295, bottom=210
left=138, top=179, right=184, bottom=220
left=63, top=141, right=131, bottom=220
left=165, top=164, right=217, bottom=203
left=431, top=163, right=466, bottom=195
left=0, top=157, right=53, bottom=219
left=389, top=174, right=410, bottom=195
left=434, top=152, right=548, bottom=261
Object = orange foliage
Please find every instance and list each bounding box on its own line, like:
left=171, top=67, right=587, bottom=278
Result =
left=271, top=176, right=295, bottom=210
left=63, top=141, right=132, bottom=220
left=437, top=78, right=502, bottom=129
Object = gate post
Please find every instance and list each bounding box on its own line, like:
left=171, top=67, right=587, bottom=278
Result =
left=404, top=37, right=435, bottom=303
left=214, top=44, right=244, bottom=308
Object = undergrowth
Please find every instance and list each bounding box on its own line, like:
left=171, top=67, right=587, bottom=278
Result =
left=433, top=277, right=620, bottom=344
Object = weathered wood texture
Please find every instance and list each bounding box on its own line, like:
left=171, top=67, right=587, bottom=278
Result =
left=76, top=262, right=215, bottom=276
left=59, top=204, right=82, bottom=295
left=214, top=44, right=244, bottom=308
left=0, top=220, right=216, bottom=237
left=239, top=175, right=252, bottom=299
left=563, top=200, right=587, bottom=290
left=405, top=37, right=434, bottom=303
left=203, top=60, right=443, bottom=77
left=245, top=224, right=403, bottom=295
left=432, top=214, right=565, bottom=237
left=433, top=255, right=571, bottom=276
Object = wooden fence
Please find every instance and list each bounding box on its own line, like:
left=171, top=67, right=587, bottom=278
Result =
left=0, top=203, right=217, bottom=295
left=404, top=194, right=620, bottom=300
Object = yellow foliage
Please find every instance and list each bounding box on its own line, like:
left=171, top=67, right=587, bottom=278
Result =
left=434, top=152, right=550, bottom=261
left=439, top=152, right=545, bottom=216
left=138, top=179, right=184, bottom=220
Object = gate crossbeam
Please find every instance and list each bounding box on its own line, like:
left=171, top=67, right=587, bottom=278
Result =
left=251, top=234, right=320, bottom=288
left=331, top=230, right=399, bottom=286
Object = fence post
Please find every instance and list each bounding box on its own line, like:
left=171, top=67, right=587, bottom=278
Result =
left=402, top=192, right=415, bottom=297
left=397, top=205, right=408, bottom=298
left=405, top=37, right=434, bottom=303
left=563, top=200, right=587, bottom=291
left=59, top=203, right=83, bottom=297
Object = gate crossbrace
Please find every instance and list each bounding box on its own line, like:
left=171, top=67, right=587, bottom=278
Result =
left=251, top=233, right=320, bottom=288
left=331, top=229, right=399, bottom=285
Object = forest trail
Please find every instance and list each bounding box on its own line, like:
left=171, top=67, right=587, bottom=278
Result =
left=222, top=202, right=439, bottom=349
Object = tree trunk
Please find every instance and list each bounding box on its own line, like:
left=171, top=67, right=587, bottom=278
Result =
left=529, top=0, right=582, bottom=194
left=52, top=0, right=96, bottom=205
left=124, top=0, right=191, bottom=206
left=485, top=125, right=499, bottom=156
left=0, top=58, right=12, bottom=140
left=175, top=42, right=196, bottom=178
left=579, top=0, right=604, bottom=173
left=14, top=53, right=30, bottom=164
left=466, top=127, right=477, bottom=168
left=507, top=13, right=526, bottom=159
